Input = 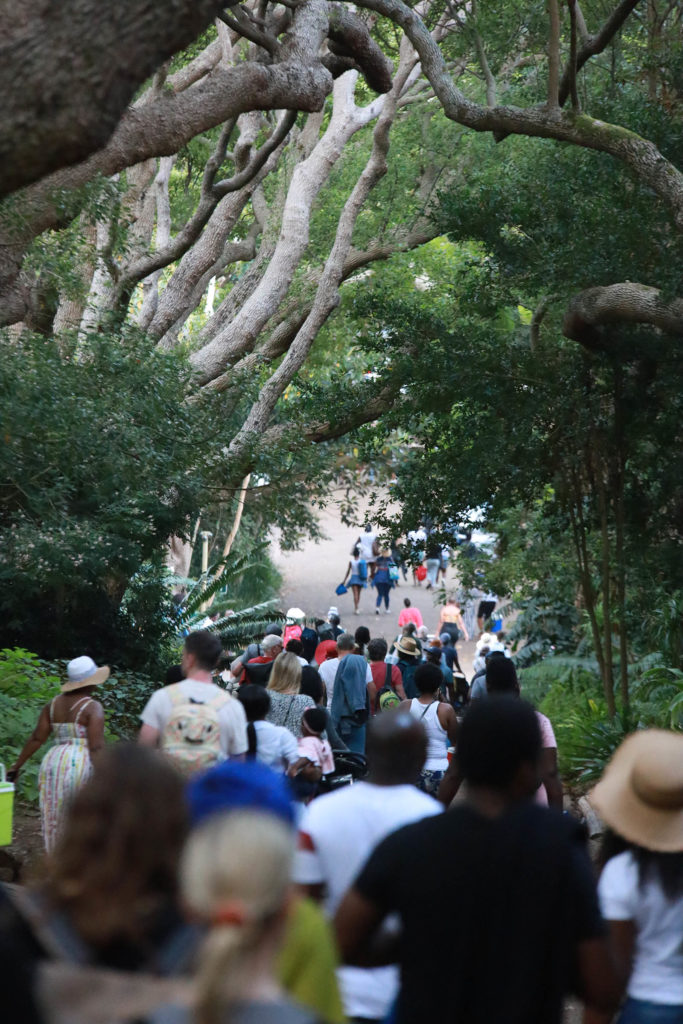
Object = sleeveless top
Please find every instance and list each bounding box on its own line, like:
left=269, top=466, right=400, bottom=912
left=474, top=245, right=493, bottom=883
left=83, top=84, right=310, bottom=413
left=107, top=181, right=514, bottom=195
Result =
left=409, top=698, right=448, bottom=770
left=49, top=695, right=92, bottom=746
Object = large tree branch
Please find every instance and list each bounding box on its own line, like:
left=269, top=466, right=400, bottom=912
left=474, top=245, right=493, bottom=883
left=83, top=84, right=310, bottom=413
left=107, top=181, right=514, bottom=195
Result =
left=0, top=0, right=233, bottom=198
left=558, top=0, right=641, bottom=106
left=352, top=0, right=683, bottom=230
left=223, top=45, right=412, bottom=463
left=189, top=73, right=387, bottom=384
left=112, top=111, right=296, bottom=314
left=563, top=282, right=683, bottom=347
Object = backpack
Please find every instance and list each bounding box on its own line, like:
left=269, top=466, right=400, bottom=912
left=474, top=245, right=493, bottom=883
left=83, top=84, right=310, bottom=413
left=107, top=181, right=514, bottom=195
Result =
left=376, top=664, right=401, bottom=712
left=283, top=623, right=302, bottom=645
left=160, top=683, right=229, bottom=777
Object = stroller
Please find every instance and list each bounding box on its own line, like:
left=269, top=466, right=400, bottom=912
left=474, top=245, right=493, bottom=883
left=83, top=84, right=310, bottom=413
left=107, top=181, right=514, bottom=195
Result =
left=319, top=750, right=368, bottom=793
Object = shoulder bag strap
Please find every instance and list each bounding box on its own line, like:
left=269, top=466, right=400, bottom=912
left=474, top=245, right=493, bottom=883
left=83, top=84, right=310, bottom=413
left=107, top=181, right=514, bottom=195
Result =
left=72, top=696, right=93, bottom=726
left=420, top=700, right=436, bottom=720
left=385, top=663, right=392, bottom=689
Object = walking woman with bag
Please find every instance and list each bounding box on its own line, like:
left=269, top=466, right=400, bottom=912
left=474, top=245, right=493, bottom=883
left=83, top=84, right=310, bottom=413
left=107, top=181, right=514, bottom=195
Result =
left=341, top=546, right=367, bottom=615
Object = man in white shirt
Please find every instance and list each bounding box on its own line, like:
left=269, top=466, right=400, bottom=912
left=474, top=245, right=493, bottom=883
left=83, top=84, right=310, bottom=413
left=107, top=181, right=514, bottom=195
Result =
left=138, top=630, right=248, bottom=768
left=294, top=712, right=441, bottom=1024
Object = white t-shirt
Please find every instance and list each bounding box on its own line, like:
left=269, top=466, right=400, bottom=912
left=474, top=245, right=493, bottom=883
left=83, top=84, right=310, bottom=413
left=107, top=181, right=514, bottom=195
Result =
left=140, top=679, right=248, bottom=758
left=321, top=657, right=372, bottom=709
left=294, top=782, right=441, bottom=1020
left=251, top=720, right=299, bottom=771
left=599, top=851, right=683, bottom=1004
left=358, top=531, right=377, bottom=562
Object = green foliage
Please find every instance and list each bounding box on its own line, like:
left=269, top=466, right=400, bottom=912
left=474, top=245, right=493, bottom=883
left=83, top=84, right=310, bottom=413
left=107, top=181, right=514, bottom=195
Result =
left=0, top=327, right=218, bottom=671
left=100, top=668, right=159, bottom=742
left=521, top=654, right=683, bottom=786
left=0, top=649, right=61, bottom=804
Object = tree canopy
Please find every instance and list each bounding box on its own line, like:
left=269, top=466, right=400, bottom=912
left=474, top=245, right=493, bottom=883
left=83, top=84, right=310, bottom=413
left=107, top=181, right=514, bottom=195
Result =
left=1, top=0, right=681, bottom=679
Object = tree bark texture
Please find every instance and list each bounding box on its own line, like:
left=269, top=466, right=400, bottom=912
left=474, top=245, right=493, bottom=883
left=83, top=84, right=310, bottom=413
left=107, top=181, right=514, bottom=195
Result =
left=0, top=0, right=230, bottom=198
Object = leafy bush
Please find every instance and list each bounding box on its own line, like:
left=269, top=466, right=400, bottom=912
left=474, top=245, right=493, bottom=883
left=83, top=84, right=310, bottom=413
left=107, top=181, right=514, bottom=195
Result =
left=521, top=653, right=683, bottom=787
left=0, top=649, right=61, bottom=804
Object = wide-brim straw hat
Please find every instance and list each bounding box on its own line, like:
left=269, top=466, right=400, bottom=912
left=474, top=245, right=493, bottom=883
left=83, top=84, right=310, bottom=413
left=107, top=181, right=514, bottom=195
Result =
left=62, top=656, right=110, bottom=693
left=589, top=729, right=683, bottom=853
left=396, top=636, right=419, bottom=658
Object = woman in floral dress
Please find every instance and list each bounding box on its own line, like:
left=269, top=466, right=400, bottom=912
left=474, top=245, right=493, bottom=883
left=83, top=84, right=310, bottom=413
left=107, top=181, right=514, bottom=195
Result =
left=8, top=656, right=106, bottom=852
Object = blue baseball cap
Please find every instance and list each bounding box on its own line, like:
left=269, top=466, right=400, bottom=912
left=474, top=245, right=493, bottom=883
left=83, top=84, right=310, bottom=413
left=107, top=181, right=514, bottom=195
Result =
left=187, top=759, right=296, bottom=829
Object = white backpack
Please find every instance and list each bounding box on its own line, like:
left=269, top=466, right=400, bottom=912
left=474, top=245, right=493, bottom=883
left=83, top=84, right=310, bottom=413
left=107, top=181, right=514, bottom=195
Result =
left=160, top=683, right=229, bottom=777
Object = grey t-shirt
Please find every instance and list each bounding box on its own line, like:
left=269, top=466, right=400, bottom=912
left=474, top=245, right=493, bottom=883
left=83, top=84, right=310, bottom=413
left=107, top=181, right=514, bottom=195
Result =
left=150, top=999, right=321, bottom=1024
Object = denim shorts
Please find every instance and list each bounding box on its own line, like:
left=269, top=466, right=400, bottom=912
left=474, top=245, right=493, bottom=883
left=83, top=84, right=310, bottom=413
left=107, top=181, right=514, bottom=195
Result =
left=619, top=998, right=683, bottom=1024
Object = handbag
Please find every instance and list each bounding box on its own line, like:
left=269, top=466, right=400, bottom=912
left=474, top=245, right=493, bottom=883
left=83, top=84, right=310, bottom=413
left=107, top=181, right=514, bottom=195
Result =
left=335, top=583, right=348, bottom=595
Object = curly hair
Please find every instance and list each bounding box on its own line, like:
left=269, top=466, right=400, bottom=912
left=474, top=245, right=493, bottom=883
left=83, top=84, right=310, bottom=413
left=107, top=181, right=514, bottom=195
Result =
left=46, top=743, right=188, bottom=949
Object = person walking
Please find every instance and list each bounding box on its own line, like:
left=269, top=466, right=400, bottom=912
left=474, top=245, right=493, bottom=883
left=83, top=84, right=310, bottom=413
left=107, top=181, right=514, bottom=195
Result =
left=401, top=663, right=457, bottom=795
left=367, top=638, right=405, bottom=714
left=373, top=548, right=394, bottom=616
left=8, top=655, right=107, bottom=852
left=0, top=744, right=194, bottom=1019
left=355, top=524, right=379, bottom=581
left=139, top=631, right=248, bottom=775
left=342, top=546, right=368, bottom=615
left=335, top=698, right=621, bottom=1024
left=438, top=653, right=563, bottom=809
left=295, top=713, right=441, bottom=1024
left=586, top=730, right=683, bottom=1024
left=395, top=635, right=421, bottom=699
left=397, top=598, right=423, bottom=630
left=330, top=636, right=370, bottom=753
left=266, top=652, right=315, bottom=739
left=156, top=807, right=324, bottom=1024
left=436, top=596, right=469, bottom=643
left=424, top=540, right=441, bottom=590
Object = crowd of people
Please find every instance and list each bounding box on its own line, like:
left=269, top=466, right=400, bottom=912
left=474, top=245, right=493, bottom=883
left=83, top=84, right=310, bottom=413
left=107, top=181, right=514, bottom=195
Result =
left=4, top=607, right=683, bottom=1024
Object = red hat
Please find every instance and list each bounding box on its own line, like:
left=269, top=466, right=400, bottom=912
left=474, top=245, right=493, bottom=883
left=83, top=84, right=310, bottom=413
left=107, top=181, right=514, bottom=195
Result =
left=314, top=639, right=338, bottom=665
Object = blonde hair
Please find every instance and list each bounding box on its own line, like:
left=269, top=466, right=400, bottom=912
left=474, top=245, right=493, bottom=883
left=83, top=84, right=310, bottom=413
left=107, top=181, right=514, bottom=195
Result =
left=266, top=651, right=302, bottom=694
left=183, top=811, right=294, bottom=1024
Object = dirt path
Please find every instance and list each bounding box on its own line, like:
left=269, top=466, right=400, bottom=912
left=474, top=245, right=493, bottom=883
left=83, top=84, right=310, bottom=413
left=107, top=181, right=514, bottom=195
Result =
left=271, top=492, right=477, bottom=676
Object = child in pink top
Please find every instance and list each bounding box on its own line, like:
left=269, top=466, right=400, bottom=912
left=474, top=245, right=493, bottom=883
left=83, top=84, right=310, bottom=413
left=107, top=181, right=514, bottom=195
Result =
left=297, top=708, right=335, bottom=775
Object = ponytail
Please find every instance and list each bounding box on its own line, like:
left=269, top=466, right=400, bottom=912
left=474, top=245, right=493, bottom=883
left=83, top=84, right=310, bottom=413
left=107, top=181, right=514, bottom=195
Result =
left=195, top=923, right=258, bottom=1024
left=246, top=722, right=258, bottom=760
left=181, top=812, right=295, bottom=1023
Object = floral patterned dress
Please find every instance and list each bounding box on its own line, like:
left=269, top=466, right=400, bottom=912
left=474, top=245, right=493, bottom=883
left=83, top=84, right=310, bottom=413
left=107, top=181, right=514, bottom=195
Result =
left=39, top=695, right=93, bottom=852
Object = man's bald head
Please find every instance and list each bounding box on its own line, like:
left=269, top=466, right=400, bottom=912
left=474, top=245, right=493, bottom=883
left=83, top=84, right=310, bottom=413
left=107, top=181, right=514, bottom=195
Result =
left=366, top=712, right=427, bottom=786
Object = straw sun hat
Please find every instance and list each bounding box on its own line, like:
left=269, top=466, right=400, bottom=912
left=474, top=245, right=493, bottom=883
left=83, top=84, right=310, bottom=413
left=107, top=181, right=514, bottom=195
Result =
left=589, top=730, right=683, bottom=853
left=396, top=636, right=419, bottom=658
left=62, top=656, right=110, bottom=694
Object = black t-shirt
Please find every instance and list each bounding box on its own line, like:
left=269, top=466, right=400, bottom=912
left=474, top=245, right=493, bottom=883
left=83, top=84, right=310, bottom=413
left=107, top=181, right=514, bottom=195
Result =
left=354, top=802, right=603, bottom=1024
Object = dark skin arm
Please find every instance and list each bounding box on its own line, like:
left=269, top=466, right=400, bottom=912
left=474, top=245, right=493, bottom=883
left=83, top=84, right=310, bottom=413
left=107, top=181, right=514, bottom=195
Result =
left=436, top=756, right=462, bottom=807
left=287, top=757, right=322, bottom=783
left=85, top=700, right=105, bottom=760
left=8, top=704, right=52, bottom=780
left=334, top=888, right=400, bottom=968
left=437, top=702, right=458, bottom=745
left=540, top=746, right=563, bottom=810
left=583, top=920, right=634, bottom=1024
